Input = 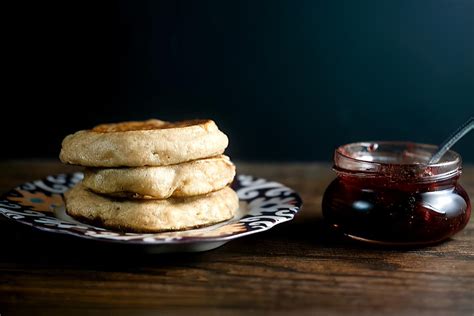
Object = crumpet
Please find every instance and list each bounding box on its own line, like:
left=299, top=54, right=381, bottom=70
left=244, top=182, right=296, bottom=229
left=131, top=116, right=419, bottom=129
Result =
left=64, top=183, right=239, bottom=233
left=82, top=155, right=236, bottom=199
left=59, top=119, right=228, bottom=167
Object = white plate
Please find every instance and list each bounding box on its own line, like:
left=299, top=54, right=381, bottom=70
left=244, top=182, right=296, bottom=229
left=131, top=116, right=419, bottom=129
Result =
left=0, top=173, right=302, bottom=253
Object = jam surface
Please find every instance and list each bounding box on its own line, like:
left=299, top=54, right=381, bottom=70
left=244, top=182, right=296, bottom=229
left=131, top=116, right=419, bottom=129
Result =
left=322, top=174, right=471, bottom=245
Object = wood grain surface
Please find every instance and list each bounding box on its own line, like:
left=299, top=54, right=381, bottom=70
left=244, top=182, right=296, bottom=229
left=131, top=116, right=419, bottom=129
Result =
left=0, top=160, right=473, bottom=316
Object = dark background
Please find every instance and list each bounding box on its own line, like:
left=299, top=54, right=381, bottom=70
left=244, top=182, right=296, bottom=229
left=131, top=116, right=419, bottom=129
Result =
left=3, top=0, right=473, bottom=162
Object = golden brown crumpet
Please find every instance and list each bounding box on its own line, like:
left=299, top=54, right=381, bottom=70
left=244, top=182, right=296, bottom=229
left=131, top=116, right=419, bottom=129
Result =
left=91, top=119, right=208, bottom=132
left=82, top=155, right=236, bottom=199
left=59, top=119, right=229, bottom=167
left=65, top=183, right=239, bottom=233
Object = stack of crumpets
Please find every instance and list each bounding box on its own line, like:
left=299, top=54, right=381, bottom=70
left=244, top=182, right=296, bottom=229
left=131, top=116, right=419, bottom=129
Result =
left=59, top=119, right=238, bottom=233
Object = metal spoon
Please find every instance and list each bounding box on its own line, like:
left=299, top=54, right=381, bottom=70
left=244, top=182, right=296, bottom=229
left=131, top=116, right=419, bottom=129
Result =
left=429, top=117, right=474, bottom=164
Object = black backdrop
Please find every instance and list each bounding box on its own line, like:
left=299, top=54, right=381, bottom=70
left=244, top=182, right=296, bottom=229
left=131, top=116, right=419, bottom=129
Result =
left=3, top=0, right=473, bottom=161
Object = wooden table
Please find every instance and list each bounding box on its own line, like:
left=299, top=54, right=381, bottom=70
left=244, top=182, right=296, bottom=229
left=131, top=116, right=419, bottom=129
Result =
left=1, top=160, right=473, bottom=316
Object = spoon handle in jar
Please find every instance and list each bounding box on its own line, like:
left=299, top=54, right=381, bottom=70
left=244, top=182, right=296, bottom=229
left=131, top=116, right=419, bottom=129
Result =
left=429, top=117, right=474, bottom=164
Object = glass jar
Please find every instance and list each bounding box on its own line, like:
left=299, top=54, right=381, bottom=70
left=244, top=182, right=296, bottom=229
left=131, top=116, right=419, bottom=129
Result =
left=322, top=142, right=471, bottom=246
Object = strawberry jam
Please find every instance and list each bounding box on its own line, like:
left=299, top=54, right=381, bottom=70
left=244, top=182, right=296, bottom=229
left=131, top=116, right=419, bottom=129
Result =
left=322, top=142, right=471, bottom=246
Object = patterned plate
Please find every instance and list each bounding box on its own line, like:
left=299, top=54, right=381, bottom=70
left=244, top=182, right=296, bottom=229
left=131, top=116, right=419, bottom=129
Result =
left=0, top=173, right=302, bottom=252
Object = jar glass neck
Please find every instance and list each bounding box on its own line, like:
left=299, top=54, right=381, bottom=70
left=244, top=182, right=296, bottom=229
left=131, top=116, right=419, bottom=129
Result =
left=334, top=142, right=462, bottom=183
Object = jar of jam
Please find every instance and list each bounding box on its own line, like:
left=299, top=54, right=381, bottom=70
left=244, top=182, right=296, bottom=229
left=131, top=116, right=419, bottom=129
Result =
left=322, top=142, right=471, bottom=246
